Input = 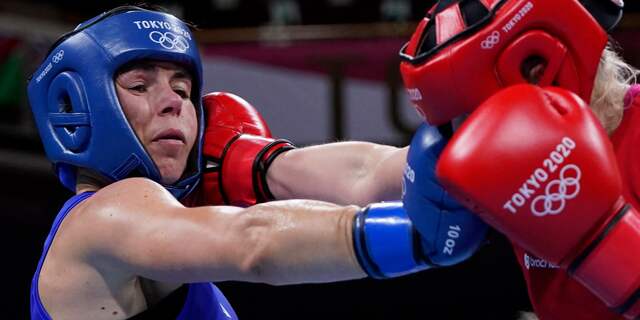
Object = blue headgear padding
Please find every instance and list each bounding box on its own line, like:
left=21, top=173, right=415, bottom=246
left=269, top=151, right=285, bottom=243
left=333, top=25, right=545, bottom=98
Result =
left=28, top=6, right=204, bottom=199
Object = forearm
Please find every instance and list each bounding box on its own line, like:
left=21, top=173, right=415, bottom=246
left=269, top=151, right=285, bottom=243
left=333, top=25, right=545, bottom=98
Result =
left=231, top=200, right=366, bottom=285
left=267, top=142, right=407, bottom=205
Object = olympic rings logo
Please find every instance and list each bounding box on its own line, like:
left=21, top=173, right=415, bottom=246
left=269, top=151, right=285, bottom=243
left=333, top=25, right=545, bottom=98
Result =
left=52, top=50, right=64, bottom=64
left=530, top=164, right=581, bottom=217
left=480, top=31, right=500, bottom=49
left=149, top=31, right=189, bottom=52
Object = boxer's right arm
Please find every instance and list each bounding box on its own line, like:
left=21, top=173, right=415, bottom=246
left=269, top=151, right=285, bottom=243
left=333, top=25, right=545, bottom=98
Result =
left=437, top=85, right=640, bottom=318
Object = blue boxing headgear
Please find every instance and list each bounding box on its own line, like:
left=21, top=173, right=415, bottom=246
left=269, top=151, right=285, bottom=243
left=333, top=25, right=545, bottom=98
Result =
left=27, top=6, right=204, bottom=199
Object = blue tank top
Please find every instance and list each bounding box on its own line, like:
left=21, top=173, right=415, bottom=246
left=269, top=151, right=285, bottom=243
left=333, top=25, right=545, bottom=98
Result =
left=30, top=192, right=238, bottom=320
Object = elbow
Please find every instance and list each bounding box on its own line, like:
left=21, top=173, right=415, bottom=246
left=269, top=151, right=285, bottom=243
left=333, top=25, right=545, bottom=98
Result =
left=232, top=206, right=285, bottom=284
left=239, top=256, right=292, bottom=286
left=238, top=243, right=274, bottom=284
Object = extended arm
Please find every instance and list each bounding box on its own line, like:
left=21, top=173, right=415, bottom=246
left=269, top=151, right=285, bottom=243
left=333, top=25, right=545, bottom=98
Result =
left=75, top=171, right=485, bottom=287
left=267, top=142, right=407, bottom=206
left=77, top=178, right=365, bottom=285
left=193, top=92, right=406, bottom=207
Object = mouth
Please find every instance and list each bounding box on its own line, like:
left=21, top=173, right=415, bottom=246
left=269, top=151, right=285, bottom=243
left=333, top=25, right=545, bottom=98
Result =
left=152, top=128, right=186, bottom=144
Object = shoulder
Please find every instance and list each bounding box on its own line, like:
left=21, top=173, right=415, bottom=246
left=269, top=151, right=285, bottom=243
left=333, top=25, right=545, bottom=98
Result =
left=84, top=178, right=180, bottom=213
left=64, top=178, right=182, bottom=249
left=82, top=176, right=183, bottom=220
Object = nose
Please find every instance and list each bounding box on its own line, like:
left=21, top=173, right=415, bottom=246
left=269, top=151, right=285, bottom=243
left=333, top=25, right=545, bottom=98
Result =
left=156, top=83, right=183, bottom=116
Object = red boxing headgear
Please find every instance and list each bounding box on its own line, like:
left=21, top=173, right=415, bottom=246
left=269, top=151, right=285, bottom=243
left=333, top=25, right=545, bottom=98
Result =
left=399, top=0, right=623, bottom=125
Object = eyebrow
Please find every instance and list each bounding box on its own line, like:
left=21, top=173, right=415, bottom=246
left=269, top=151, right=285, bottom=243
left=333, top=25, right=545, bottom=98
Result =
left=117, top=61, right=192, bottom=81
left=172, top=69, right=191, bottom=81
left=117, top=61, right=154, bottom=75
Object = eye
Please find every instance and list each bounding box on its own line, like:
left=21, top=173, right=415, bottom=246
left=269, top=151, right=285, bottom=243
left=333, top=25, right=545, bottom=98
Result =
left=173, top=88, right=190, bottom=99
left=129, top=84, right=147, bottom=93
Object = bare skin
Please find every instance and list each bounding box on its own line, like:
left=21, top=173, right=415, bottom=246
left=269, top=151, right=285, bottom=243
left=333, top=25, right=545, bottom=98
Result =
left=268, top=143, right=408, bottom=206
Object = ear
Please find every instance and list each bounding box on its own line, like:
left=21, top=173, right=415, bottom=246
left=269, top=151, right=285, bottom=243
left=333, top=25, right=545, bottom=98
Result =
left=496, top=30, right=579, bottom=92
left=520, top=56, right=547, bottom=84
left=47, top=71, right=91, bottom=152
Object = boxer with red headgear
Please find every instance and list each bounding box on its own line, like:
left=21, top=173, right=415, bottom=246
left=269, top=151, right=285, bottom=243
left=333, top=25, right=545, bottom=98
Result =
left=399, top=0, right=640, bottom=319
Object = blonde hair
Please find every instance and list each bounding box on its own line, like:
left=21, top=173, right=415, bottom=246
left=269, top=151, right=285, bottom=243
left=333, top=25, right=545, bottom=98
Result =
left=590, top=43, right=639, bottom=134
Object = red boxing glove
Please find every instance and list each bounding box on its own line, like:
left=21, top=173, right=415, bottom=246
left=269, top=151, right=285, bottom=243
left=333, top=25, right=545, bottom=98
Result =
left=436, top=84, right=640, bottom=318
left=193, top=92, right=294, bottom=206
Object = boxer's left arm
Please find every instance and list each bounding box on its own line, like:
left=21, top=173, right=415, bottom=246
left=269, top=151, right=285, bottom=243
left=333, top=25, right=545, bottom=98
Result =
left=194, top=92, right=405, bottom=207
left=266, top=142, right=407, bottom=206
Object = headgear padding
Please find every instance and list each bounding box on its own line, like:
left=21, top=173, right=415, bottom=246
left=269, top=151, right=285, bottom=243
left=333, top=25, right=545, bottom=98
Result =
left=28, top=6, right=204, bottom=199
left=399, top=0, right=623, bottom=125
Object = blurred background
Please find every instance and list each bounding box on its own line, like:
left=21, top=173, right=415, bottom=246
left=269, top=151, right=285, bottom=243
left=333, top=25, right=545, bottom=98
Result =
left=1, top=0, right=639, bottom=318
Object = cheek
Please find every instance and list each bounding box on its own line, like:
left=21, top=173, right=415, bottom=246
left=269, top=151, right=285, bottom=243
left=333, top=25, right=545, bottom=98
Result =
left=120, top=98, right=149, bottom=141
left=119, top=95, right=149, bottom=138
left=185, top=103, right=199, bottom=147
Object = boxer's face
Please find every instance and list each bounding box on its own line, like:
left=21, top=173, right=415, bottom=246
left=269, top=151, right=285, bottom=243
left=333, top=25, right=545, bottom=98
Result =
left=115, top=61, right=197, bottom=184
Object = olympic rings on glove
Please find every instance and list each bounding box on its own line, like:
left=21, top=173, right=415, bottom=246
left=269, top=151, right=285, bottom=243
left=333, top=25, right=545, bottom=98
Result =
left=530, top=164, right=581, bottom=217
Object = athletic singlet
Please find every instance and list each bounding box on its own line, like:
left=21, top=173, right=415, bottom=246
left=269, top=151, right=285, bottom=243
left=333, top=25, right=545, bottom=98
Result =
left=30, top=192, right=238, bottom=320
left=512, top=85, right=640, bottom=320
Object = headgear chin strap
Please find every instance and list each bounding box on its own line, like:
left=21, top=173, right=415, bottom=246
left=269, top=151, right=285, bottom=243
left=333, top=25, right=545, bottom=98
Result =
left=28, top=6, right=204, bottom=199
left=399, top=0, right=623, bottom=126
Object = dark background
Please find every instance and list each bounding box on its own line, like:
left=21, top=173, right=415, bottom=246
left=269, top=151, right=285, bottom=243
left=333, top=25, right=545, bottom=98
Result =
left=1, top=1, right=639, bottom=318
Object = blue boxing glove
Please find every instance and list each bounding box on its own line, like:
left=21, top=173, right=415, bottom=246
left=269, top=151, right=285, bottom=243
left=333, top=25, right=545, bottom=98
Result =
left=352, top=201, right=428, bottom=278
left=403, top=123, right=487, bottom=266
left=351, top=124, right=487, bottom=279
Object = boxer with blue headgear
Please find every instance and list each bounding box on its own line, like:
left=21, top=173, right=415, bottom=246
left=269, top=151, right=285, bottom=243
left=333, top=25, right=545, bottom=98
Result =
left=28, top=7, right=236, bottom=319
left=28, top=5, right=490, bottom=320
left=28, top=5, right=203, bottom=199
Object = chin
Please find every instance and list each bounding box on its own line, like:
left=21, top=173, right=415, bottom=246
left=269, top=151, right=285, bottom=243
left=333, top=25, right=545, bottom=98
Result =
left=158, top=163, right=186, bottom=185
left=160, top=176, right=180, bottom=185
